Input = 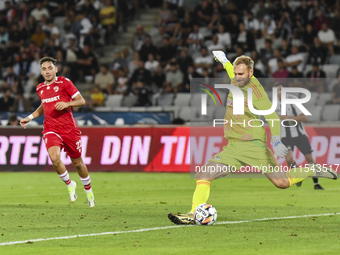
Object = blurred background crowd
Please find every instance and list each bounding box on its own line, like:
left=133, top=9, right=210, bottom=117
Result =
left=1, top=0, right=340, bottom=115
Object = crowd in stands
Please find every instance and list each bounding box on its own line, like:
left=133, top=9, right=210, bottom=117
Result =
left=1, top=0, right=340, bottom=113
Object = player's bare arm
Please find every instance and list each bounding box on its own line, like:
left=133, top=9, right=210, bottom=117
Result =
left=55, top=93, right=86, bottom=111
left=20, top=104, right=44, bottom=129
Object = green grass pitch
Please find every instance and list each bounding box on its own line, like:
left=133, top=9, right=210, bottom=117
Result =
left=0, top=172, right=339, bottom=255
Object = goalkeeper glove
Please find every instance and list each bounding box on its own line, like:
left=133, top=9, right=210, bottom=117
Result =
left=212, top=51, right=229, bottom=66
left=271, top=135, right=288, bottom=158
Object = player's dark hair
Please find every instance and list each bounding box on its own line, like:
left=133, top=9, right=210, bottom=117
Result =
left=39, top=57, right=57, bottom=67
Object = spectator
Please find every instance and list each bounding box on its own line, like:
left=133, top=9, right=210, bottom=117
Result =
left=294, top=0, right=309, bottom=24
left=128, top=61, right=152, bottom=90
left=3, top=66, right=21, bottom=94
left=216, top=24, right=231, bottom=51
left=285, top=45, right=304, bottom=72
left=0, top=40, right=13, bottom=69
left=208, top=34, right=225, bottom=52
left=145, top=53, right=159, bottom=75
left=272, top=58, right=289, bottom=85
left=308, top=37, right=327, bottom=65
left=55, top=50, right=69, bottom=77
left=132, top=81, right=152, bottom=107
left=194, top=0, right=213, bottom=27
left=80, top=0, right=97, bottom=20
left=28, top=52, right=41, bottom=79
left=15, top=51, right=31, bottom=79
left=78, top=12, right=94, bottom=49
left=152, top=65, right=166, bottom=92
left=157, top=36, right=176, bottom=66
left=305, top=63, right=327, bottom=93
left=260, top=38, right=273, bottom=63
left=302, top=24, right=317, bottom=51
left=114, top=68, right=128, bottom=95
left=313, top=10, right=329, bottom=32
left=268, top=49, right=282, bottom=75
left=139, top=35, right=158, bottom=62
left=110, top=49, right=128, bottom=77
left=9, top=23, right=24, bottom=50
left=159, top=1, right=171, bottom=26
left=326, top=72, right=340, bottom=105
left=176, top=47, right=193, bottom=75
left=100, top=0, right=116, bottom=44
left=243, top=11, right=260, bottom=39
left=30, top=25, right=47, bottom=48
left=179, top=11, right=193, bottom=40
left=287, top=66, right=303, bottom=88
left=7, top=113, right=20, bottom=126
left=0, top=87, right=15, bottom=111
left=187, top=24, right=203, bottom=54
left=318, top=22, right=336, bottom=55
left=251, top=50, right=266, bottom=77
left=330, top=9, right=340, bottom=39
left=12, top=93, right=31, bottom=112
left=194, top=46, right=213, bottom=75
left=76, top=45, right=98, bottom=82
left=260, top=14, right=276, bottom=39
left=95, top=64, right=114, bottom=94
left=30, top=2, right=50, bottom=22
left=18, top=1, right=30, bottom=26
left=128, top=51, right=141, bottom=77
left=163, top=11, right=179, bottom=38
left=277, top=12, right=292, bottom=40
left=89, top=85, right=105, bottom=109
left=0, top=26, right=8, bottom=45
left=61, top=25, right=77, bottom=50
left=131, top=25, right=146, bottom=52
left=43, top=38, right=60, bottom=58
left=181, top=65, right=203, bottom=93
left=278, top=38, right=291, bottom=58
left=164, top=60, right=183, bottom=93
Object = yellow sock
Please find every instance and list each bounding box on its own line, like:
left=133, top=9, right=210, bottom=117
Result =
left=286, top=167, right=314, bottom=186
left=190, top=180, right=210, bottom=213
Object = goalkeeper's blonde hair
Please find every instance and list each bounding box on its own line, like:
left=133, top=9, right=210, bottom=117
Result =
left=233, top=55, right=254, bottom=70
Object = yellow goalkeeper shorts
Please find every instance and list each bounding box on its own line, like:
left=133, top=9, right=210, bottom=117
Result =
left=208, top=139, right=279, bottom=173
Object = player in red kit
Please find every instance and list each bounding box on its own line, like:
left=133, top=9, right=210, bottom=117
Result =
left=20, top=57, right=95, bottom=207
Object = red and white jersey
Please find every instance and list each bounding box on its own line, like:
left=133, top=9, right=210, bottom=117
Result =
left=37, top=76, right=80, bottom=135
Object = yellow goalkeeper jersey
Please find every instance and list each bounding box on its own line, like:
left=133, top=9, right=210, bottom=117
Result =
left=223, top=62, right=281, bottom=143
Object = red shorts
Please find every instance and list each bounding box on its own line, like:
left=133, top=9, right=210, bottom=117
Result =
left=43, top=130, right=82, bottom=158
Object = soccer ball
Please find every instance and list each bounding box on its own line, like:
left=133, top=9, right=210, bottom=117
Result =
left=194, top=203, right=217, bottom=225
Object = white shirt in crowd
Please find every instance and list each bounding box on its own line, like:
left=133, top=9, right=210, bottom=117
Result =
left=194, top=55, right=213, bottom=74
left=145, top=60, right=159, bottom=75
left=217, top=32, right=231, bottom=48
left=30, top=7, right=50, bottom=21
left=244, top=18, right=260, bottom=31
left=207, top=43, right=225, bottom=52
left=318, top=28, right=336, bottom=44
left=285, top=53, right=304, bottom=72
left=268, top=58, right=279, bottom=73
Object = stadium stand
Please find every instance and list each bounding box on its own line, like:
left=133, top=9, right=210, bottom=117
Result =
left=0, top=0, right=340, bottom=124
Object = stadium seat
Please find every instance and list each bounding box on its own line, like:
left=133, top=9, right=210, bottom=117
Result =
left=145, top=106, right=163, bottom=112
left=121, top=95, right=138, bottom=107
left=316, top=93, right=332, bottom=106
left=255, top=38, right=265, bottom=53
left=328, top=55, right=340, bottom=65
left=303, top=92, right=319, bottom=107
left=327, top=79, right=339, bottom=92
left=321, top=105, right=340, bottom=121
left=303, top=64, right=313, bottom=77
left=93, top=106, right=112, bottom=112
left=196, top=106, right=215, bottom=122
left=162, top=106, right=180, bottom=119
left=306, top=106, right=322, bottom=122
left=174, top=93, right=191, bottom=106
left=214, top=106, right=226, bottom=119
left=207, top=91, right=228, bottom=106
left=323, top=64, right=339, bottom=78
left=178, top=107, right=198, bottom=122
left=106, top=94, right=123, bottom=108
left=112, top=107, right=130, bottom=112
left=272, top=38, right=282, bottom=49
left=191, top=93, right=203, bottom=107
left=157, top=93, right=174, bottom=106
left=130, top=107, right=147, bottom=112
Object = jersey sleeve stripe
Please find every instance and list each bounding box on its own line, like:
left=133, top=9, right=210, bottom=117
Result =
left=71, top=91, right=80, bottom=99
left=249, top=84, right=261, bottom=98
left=250, top=82, right=263, bottom=98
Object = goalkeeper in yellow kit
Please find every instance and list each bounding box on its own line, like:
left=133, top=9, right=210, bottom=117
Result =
left=168, top=51, right=338, bottom=225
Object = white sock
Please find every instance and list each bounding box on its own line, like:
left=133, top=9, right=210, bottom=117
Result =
left=58, top=170, right=72, bottom=187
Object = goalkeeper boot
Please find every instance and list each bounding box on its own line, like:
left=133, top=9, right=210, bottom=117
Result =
left=85, top=189, right=95, bottom=208
left=168, top=212, right=195, bottom=225
left=314, top=184, right=324, bottom=190
left=310, top=163, right=338, bottom=179
left=68, top=180, right=78, bottom=202
left=296, top=181, right=302, bottom=187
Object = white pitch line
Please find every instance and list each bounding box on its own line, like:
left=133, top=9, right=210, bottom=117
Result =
left=0, top=212, right=339, bottom=246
